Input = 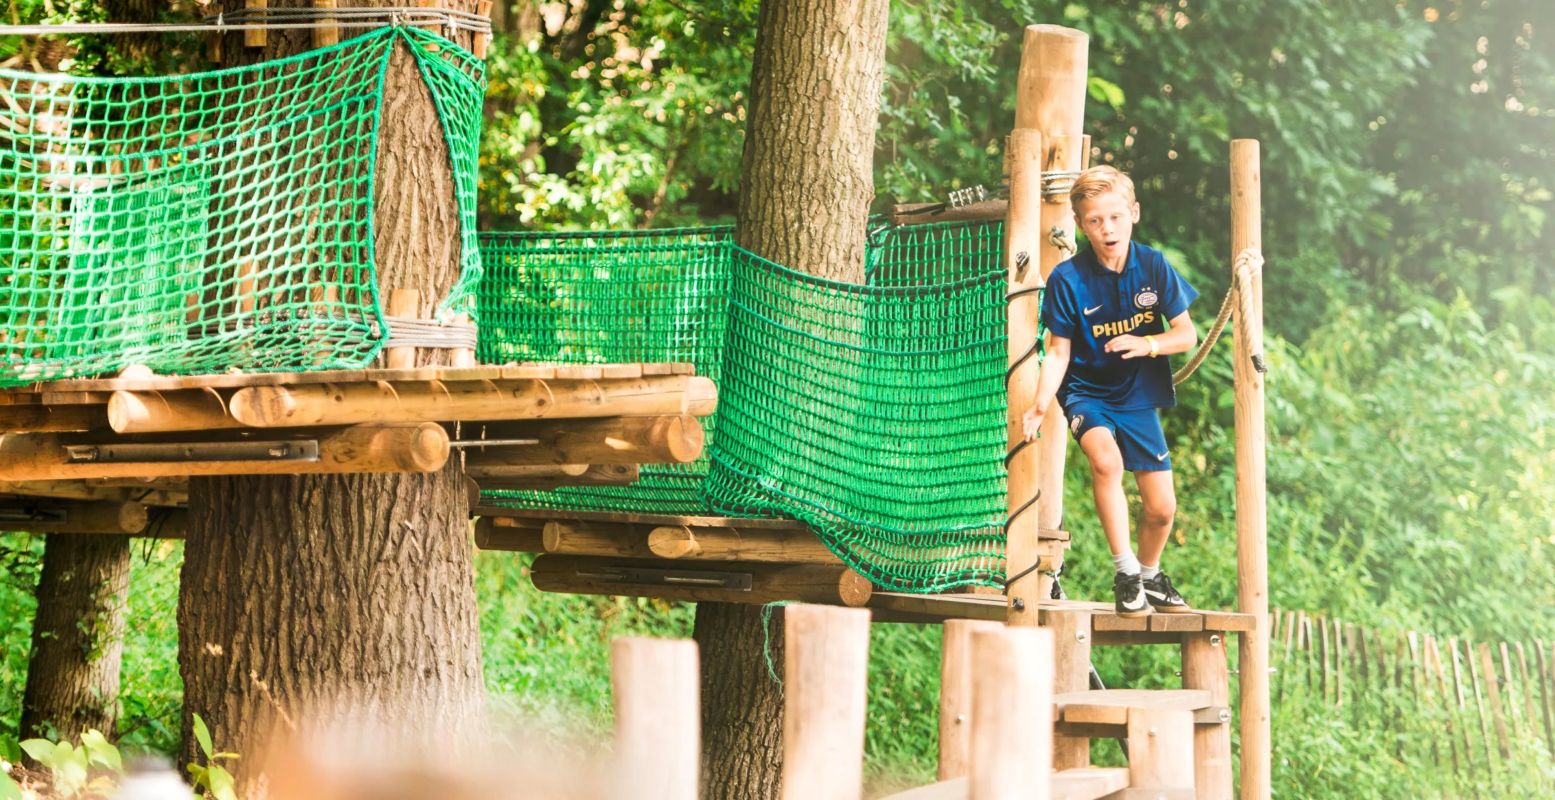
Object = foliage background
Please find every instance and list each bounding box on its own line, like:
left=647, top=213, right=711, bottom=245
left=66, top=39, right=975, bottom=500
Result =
left=3, top=0, right=1554, bottom=796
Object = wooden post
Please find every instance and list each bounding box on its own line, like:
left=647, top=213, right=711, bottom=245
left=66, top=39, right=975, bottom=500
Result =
left=781, top=605, right=871, bottom=800
left=386, top=288, right=420, bottom=370
left=313, top=0, right=338, bottom=48
left=244, top=0, right=267, bottom=49
left=969, top=626, right=1053, bottom=800
left=1465, top=640, right=1494, bottom=767
left=207, top=2, right=224, bottom=64
left=1183, top=632, right=1232, bottom=800
left=473, top=0, right=493, bottom=59
left=1043, top=608, right=1091, bottom=770
left=1230, top=138, right=1269, bottom=800
left=1537, top=640, right=1554, bottom=761
left=1006, top=23, right=1088, bottom=622
left=451, top=313, right=478, bottom=368
left=938, top=619, right=1004, bottom=780
left=1479, top=642, right=1511, bottom=758
left=611, top=638, right=699, bottom=800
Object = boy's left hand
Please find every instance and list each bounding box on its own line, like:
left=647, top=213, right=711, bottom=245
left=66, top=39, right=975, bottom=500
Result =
left=1104, top=334, right=1152, bottom=359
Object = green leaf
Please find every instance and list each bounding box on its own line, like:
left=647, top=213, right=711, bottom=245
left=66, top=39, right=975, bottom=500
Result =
left=207, top=765, right=237, bottom=800
left=18, top=738, right=54, bottom=765
left=80, top=729, right=123, bottom=772
left=0, top=771, right=22, bottom=800
left=192, top=714, right=214, bottom=759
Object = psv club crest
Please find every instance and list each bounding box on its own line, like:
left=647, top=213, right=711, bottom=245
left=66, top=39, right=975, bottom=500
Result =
left=1134, top=288, right=1158, bottom=309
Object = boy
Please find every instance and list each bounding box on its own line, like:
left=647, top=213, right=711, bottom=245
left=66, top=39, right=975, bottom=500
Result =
left=1021, top=166, right=1199, bottom=618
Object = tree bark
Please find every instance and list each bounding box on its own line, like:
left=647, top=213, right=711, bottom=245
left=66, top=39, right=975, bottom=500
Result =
left=177, top=2, right=484, bottom=792
left=20, top=535, right=131, bottom=742
left=697, top=0, right=888, bottom=796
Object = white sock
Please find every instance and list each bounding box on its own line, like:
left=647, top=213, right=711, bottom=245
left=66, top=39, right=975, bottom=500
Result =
left=1140, top=563, right=1161, bottom=580
left=1112, top=551, right=1141, bottom=576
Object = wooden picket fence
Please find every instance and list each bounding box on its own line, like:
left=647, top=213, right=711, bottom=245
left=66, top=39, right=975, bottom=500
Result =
left=1271, top=608, right=1555, bottom=794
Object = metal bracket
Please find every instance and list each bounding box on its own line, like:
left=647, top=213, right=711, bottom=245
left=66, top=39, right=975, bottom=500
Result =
left=65, top=440, right=320, bottom=464
left=576, top=565, right=754, bottom=591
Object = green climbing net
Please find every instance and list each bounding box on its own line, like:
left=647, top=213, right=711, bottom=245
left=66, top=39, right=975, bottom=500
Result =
left=0, top=26, right=484, bottom=386
left=479, top=221, right=1018, bottom=592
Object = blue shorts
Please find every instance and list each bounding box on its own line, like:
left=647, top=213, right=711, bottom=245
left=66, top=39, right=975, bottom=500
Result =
left=1062, top=400, right=1172, bottom=473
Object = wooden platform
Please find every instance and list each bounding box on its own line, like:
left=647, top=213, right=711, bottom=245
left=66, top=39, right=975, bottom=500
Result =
left=870, top=592, right=1256, bottom=639
left=0, top=362, right=713, bottom=518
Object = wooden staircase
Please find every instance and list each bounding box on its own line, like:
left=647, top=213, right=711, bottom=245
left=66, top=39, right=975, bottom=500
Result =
left=872, top=594, right=1251, bottom=800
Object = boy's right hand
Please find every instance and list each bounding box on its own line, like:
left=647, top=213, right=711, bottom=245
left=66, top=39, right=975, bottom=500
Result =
left=1021, top=405, right=1044, bottom=442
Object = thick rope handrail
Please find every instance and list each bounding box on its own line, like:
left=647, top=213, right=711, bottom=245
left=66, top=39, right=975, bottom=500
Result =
left=0, top=6, right=491, bottom=37
left=1173, top=247, right=1264, bottom=385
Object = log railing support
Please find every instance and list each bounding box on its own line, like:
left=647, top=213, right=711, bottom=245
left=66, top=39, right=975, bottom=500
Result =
left=611, top=637, right=699, bottom=800
left=781, top=604, right=871, bottom=800
left=1231, top=139, right=1270, bottom=800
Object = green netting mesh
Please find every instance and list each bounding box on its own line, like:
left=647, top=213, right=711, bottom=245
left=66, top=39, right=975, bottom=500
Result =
left=0, top=27, right=484, bottom=385
left=478, top=221, right=1019, bottom=592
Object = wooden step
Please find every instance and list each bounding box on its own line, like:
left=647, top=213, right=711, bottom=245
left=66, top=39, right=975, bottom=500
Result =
left=877, top=767, right=1130, bottom=800
left=1054, top=689, right=1212, bottom=726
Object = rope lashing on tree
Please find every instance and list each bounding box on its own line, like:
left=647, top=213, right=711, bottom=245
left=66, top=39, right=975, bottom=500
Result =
left=0, top=6, right=492, bottom=37
left=1172, top=247, right=1266, bottom=385
left=383, top=317, right=480, bottom=351
left=0, top=26, right=486, bottom=386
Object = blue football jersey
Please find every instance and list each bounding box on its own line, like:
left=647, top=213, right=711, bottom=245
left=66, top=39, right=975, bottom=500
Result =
left=1039, top=241, right=1198, bottom=410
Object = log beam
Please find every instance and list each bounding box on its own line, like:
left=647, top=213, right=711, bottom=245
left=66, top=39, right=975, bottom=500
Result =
left=473, top=516, right=545, bottom=553
left=0, top=405, right=106, bottom=433
left=647, top=524, right=840, bottom=565
left=0, top=423, right=449, bottom=480
left=0, top=499, right=147, bottom=534
left=465, top=415, right=704, bottom=466
left=108, top=390, right=241, bottom=434
left=531, top=554, right=872, bottom=607
left=542, top=520, right=656, bottom=558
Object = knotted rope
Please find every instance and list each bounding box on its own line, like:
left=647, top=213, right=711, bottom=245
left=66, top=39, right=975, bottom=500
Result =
left=1174, top=247, right=1265, bottom=385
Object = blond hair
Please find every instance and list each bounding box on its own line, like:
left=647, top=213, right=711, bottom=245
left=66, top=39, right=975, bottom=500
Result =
left=1069, top=165, right=1137, bottom=208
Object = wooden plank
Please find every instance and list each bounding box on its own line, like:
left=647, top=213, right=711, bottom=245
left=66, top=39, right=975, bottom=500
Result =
left=475, top=505, right=808, bottom=532
left=1126, top=708, right=1195, bottom=794
left=530, top=554, right=872, bottom=608
left=1055, top=689, right=1212, bottom=726
left=0, top=404, right=107, bottom=432
left=782, top=605, right=871, bottom=800
left=25, top=363, right=693, bottom=392
left=889, top=199, right=1009, bottom=227
left=1150, top=613, right=1204, bottom=633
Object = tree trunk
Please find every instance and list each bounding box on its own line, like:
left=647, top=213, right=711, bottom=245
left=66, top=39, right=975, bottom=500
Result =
left=177, top=2, right=484, bottom=792
left=697, top=1, right=888, bottom=796
left=20, top=535, right=131, bottom=742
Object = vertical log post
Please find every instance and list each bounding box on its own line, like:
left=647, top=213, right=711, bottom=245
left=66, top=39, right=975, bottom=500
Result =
left=1537, top=640, right=1554, bottom=761
left=938, top=619, right=1004, bottom=780
left=208, top=3, right=225, bottom=64
left=1231, top=138, right=1269, bottom=800
left=611, top=637, right=699, bottom=800
left=1479, top=642, right=1511, bottom=758
left=969, top=626, right=1053, bottom=800
left=313, top=0, right=339, bottom=48
left=1182, top=632, right=1233, bottom=800
left=244, top=0, right=267, bottom=49
left=1127, top=708, right=1196, bottom=795
left=386, top=288, right=419, bottom=370
left=1006, top=24, right=1089, bottom=619
left=781, top=605, right=870, bottom=800
left=474, top=0, right=493, bottom=58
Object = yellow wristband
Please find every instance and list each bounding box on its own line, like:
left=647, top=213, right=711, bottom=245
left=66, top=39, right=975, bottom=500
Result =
left=1146, top=335, right=1160, bottom=357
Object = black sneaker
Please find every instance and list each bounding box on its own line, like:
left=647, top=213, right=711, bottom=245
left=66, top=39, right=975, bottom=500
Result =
left=1143, top=570, right=1192, bottom=613
left=1112, top=571, right=1151, bottom=618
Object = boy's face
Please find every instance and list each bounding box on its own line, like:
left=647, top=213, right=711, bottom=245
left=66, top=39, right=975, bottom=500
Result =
left=1074, top=190, right=1141, bottom=264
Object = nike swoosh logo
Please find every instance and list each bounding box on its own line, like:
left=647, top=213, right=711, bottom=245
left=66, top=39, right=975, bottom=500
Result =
left=1083, top=305, right=1103, bottom=315
left=1155, top=452, right=1169, bottom=461
left=1145, top=589, right=1170, bottom=600
left=1120, top=594, right=1147, bottom=610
